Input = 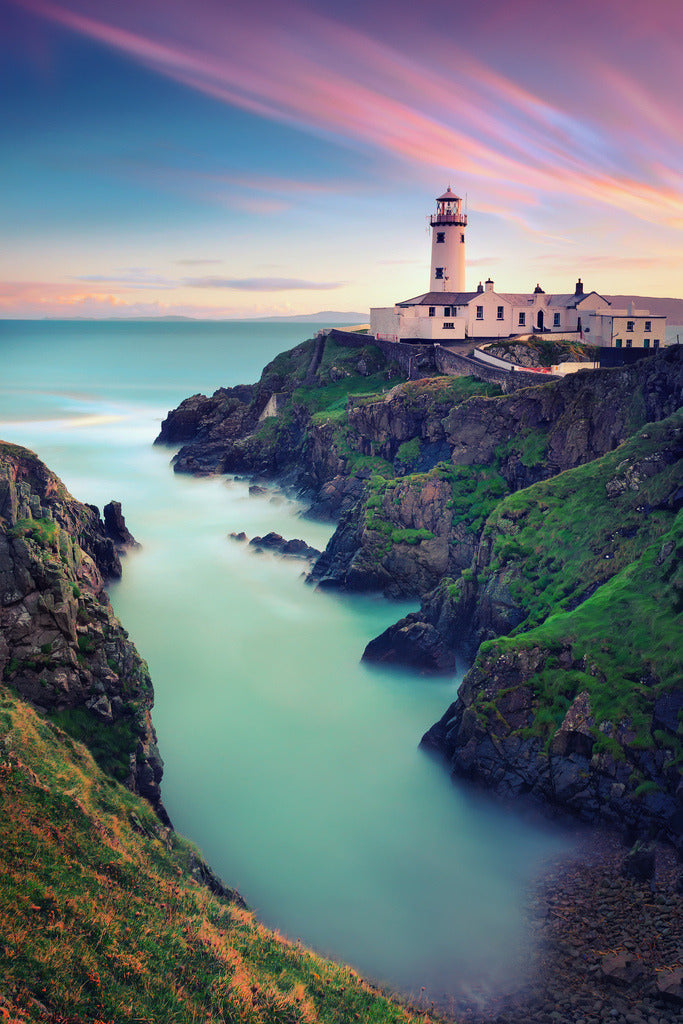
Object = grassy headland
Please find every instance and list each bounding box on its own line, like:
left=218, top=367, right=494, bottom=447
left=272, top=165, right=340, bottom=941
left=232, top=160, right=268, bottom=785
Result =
left=0, top=689, right=431, bottom=1024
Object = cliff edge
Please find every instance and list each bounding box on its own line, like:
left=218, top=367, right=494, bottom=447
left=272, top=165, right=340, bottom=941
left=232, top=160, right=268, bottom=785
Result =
left=0, top=442, right=166, bottom=819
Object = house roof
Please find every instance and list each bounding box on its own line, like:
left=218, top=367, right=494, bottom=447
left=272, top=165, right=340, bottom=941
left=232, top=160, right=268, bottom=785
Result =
left=493, top=290, right=611, bottom=309
left=397, top=291, right=479, bottom=307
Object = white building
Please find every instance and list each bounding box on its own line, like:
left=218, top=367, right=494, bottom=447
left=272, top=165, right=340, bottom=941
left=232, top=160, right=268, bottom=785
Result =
left=371, top=190, right=666, bottom=349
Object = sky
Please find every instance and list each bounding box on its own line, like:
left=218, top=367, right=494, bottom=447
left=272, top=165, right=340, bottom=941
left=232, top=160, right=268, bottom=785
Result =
left=1, top=0, right=682, bottom=319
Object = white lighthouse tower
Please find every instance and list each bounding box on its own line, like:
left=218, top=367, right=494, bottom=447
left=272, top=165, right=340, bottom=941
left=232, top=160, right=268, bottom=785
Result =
left=429, top=187, right=467, bottom=292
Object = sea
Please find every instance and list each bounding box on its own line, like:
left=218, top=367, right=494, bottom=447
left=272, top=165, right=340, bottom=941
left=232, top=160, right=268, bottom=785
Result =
left=0, top=319, right=573, bottom=1011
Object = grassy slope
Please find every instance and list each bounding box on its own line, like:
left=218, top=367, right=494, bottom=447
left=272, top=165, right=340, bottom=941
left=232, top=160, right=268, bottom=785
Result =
left=467, top=413, right=682, bottom=761
left=0, top=688, right=431, bottom=1024
left=251, top=342, right=501, bottom=493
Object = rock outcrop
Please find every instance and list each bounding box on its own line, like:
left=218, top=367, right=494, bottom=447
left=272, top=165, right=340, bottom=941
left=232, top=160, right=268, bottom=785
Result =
left=248, top=532, right=320, bottom=560
left=156, top=336, right=683, bottom=838
left=0, top=442, right=167, bottom=822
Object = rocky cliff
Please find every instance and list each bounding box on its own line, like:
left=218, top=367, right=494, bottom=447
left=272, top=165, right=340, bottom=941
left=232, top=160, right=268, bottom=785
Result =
left=414, top=413, right=682, bottom=840
left=0, top=442, right=167, bottom=820
left=157, top=337, right=682, bottom=837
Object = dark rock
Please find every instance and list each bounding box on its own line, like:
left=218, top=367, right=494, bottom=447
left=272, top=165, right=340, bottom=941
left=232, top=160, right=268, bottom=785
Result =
left=363, top=618, right=457, bottom=673
left=186, top=853, right=247, bottom=908
left=249, top=532, right=320, bottom=560
left=550, top=691, right=595, bottom=758
left=601, top=953, right=646, bottom=986
left=0, top=442, right=167, bottom=821
left=249, top=484, right=267, bottom=496
left=229, top=531, right=247, bottom=542
left=652, top=691, right=683, bottom=734
left=656, top=970, right=683, bottom=1005
left=103, top=500, right=139, bottom=549
left=621, top=841, right=656, bottom=882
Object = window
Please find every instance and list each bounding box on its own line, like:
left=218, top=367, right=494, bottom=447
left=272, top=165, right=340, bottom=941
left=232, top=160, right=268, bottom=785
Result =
left=654, top=339, right=660, bottom=349
left=626, top=339, right=632, bottom=348
left=645, top=320, right=651, bottom=331
left=476, top=305, right=484, bottom=320
left=428, top=306, right=436, bottom=317
left=627, top=320, right=634, bottom=331
left=436, top=232, right=445, bottom=243
left=518, top=312, right=525, bottom=326
left=553, top=312, right=561, bottom=327
left=444, top=306, right=451, bottom=317
left=443, top=322, right=455, bottom=330
left=615, top=339, right=622, bottom=348
left=435, top=267, right=444, bottom=279
left=460, top=233, right=465, bottom=242
left=496, top=306, right=504, bottom=320
left=644, top=339, right=650, bottom=349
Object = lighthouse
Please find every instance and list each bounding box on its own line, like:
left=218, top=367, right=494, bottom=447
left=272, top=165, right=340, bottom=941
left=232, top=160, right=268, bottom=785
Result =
left=429, top=187, right=467, bottom=292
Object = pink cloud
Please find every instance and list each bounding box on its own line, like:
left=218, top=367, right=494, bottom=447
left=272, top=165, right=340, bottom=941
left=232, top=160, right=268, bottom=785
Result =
left=12, top=0, right=683, bottom=229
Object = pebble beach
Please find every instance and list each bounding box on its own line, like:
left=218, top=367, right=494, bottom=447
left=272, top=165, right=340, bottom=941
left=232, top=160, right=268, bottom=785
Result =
left=452, top=830, right=682, bottom=1024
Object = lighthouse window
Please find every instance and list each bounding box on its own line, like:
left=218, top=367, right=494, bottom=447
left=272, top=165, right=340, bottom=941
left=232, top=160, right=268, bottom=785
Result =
left=553, top=312, right=561, bottom=327
left=460, top=233, right=465, bottom=242
left=496, top=306, right=504, bottom=320
left=443, top=322, right=455, bottom=330
left=443, top=306, right=451, bottom=317
left=436, top=232, right=445, bottom=243
left=428, top=306, right=435, bottom=317
left=476, top=305, right=484, bottom=320
left=627, top=321, right=634, bottom=331
left=435, top=267, right=444, bottom=279
left=626, top=339, right=632, bottom=348
left=518, top=312, right=526, bottom=326
left=645, top=320, right=651, bottom=331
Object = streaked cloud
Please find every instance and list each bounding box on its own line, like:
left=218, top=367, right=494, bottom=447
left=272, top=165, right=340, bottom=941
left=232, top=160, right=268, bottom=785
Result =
left=14, top=0, right=683, bottom=229
left=71, top=267, right=178, bottom=288
left=174, top=258, right=223, bottom=267
left=184, top=277, right=346, bottom=291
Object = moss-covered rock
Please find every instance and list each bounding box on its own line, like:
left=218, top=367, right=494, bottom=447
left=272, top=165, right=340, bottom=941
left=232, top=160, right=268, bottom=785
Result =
left=0, top=442, right=165, bottom=818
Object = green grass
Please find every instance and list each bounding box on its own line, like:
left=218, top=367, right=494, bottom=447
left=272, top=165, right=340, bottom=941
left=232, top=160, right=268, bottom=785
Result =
left=295, top=370, right=395, bottom=418
left=396, top=438, right=421, bottom=463
left=435, top=462, right=509, bottom=533
left=0, top=689, right=435, bottom=1024
left=479, top=413, right=682, bottom=634
left=8, top=516, right=57, bottom=547
left=473, top=512, right=682, bottom=754
left=47, top=706, right=140, bottom=783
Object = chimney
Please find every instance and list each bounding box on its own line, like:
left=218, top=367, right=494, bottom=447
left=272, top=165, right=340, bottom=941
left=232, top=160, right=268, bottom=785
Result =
left=575, top=278, right=584, bottom=296
left=485, top=278, right=494, bottom=292
left=477, top=281, right=484, bottom=293
left=533, top=283, right=545, bottom=294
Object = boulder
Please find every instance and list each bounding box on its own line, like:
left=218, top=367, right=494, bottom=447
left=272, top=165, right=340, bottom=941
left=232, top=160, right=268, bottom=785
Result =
left=656, top=969, right=683, bottom=1005
left=103, top=501, right=140, bottom=549
left=601, top=953, right=645, bottom=987
left=249, top=533, right=320, bottom=560
left=621, top=840, right=656, bottom=882
left=363, top=618, right=456, bottom=673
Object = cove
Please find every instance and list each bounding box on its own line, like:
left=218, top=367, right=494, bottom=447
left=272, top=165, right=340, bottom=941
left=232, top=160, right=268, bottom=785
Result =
left=0, top=320, right=573, bottom=1010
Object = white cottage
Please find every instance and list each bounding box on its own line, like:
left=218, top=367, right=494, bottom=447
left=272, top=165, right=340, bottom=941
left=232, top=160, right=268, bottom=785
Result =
left=370, top=190, right=665, bottom=348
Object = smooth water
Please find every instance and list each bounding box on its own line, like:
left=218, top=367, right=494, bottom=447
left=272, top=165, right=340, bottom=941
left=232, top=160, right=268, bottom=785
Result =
left=0, top=320, right=571, bottom=1009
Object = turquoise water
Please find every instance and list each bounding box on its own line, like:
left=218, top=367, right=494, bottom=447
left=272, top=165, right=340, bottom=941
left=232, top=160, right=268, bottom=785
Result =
left=0, top=320, right=571, bottom=1009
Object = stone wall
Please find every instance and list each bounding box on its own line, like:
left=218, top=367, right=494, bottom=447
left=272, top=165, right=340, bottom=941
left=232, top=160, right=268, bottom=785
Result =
left=434, top=345, right=555, bottom=392
left=327, top=330, right=436, bottom=379
left=327, top=329, right=557, bottom=390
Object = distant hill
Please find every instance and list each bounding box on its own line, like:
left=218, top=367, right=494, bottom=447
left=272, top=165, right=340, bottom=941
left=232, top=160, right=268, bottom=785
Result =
left=256, top=310, right=369, bottom=323
left=604, top=295, right=683, bottom=322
